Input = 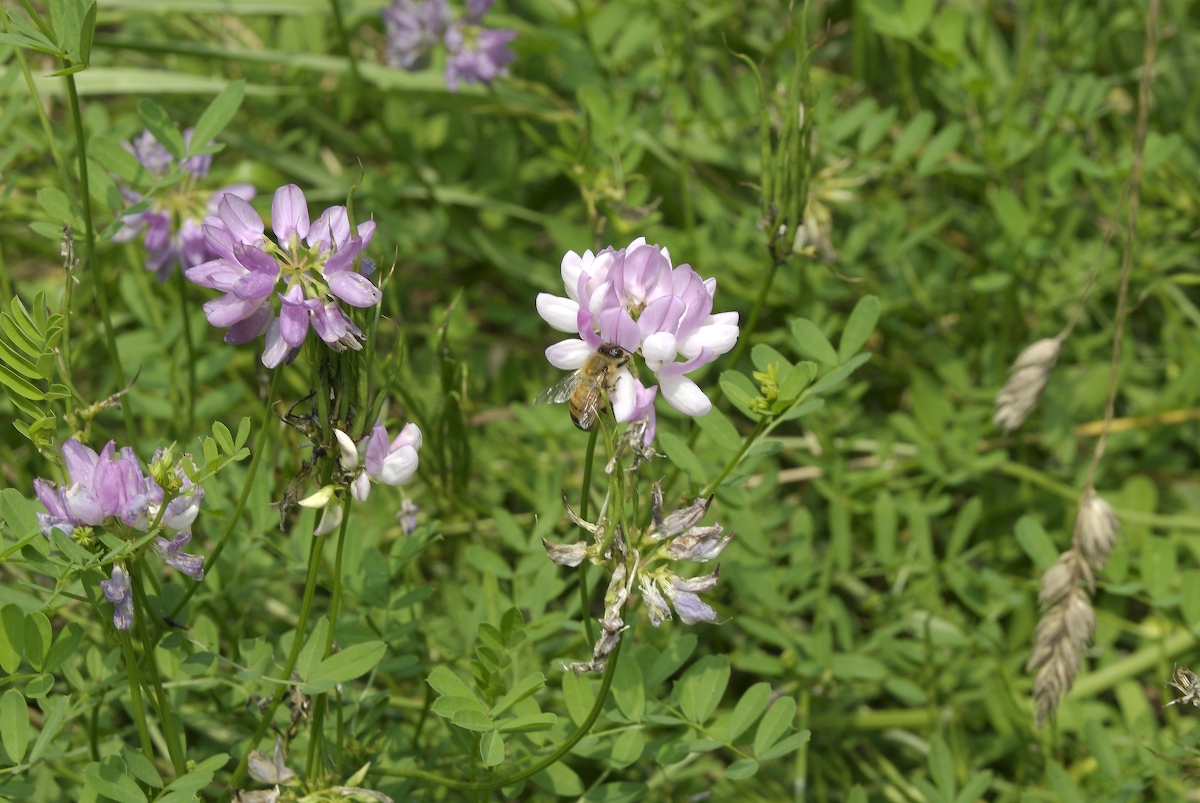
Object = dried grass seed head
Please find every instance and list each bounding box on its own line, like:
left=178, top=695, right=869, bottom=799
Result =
left=1075, top=489, right=1119, bottom=570
left=993, top=336, right=1062, bottom=433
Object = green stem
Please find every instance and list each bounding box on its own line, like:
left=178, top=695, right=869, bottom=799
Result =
left=169, top=369, right=283, bottom=620
left=1071, top=625, right=1199, bottom=700
left=383, top=635, right=624, bottom=792
left=725, top=256, right=780, bottom=372
left=129, top=564, right=186, bottom=776
left=701, top=417, right=767, bottom=497
left=115, top=629, right=156, bottom=764
left=327, top=0, right=363, bottom=92
left=308, top=498, right=352, bottom=779
left=175, top=269, right=196, bottom=440
left=997, top=460, right=1200, bottom=530
left=224, top=526, right=326, bottom=797
left=577, top=427, right=600, bottom=644
left=64, top=72, right=136, bottom=443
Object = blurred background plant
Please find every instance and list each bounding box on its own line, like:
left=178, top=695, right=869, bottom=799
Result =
left=2, top=0, right=1199, bottom=800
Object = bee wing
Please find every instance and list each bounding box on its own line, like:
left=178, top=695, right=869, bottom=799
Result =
left=572, top=382, right=606, bottom=430
left=534, top=372, right=583, bottom=406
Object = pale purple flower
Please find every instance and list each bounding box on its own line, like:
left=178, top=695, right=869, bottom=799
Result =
left=100, top=566, right=134, bottom=631
left=34, top=440, right=153, bottom=534
left=537, top=238, right=739, bottom=433
left=444, top=24, right=516, bottom=91
left=463, top=0, right=493, bottom=22
left=186, top=184, right=380, bottom=368
left=35, top=440, right=208, bottom=584
left=383, top=0, right=451, bottom=69
left=366, top=422, right=422, bottom=486
left=398, top=499, right=420, bottom=535
left=547, top=486, right=729, bottom=671
left=113, top=128, right=256, bottom=282
left=153, top=531, right=205, bottom=580
left=663, top=569, right=721, bottom=625
left=333, top=423, right=422, bottom=504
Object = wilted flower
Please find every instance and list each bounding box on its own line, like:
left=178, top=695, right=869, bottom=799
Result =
left=246, top=738, right=297, bottom=785
left=546, top=482, right=732, bottom=672
left=113, top=128, right=256, bottom=282
left=186, top=185, right=380, bottom=368
left=538, top=238, right=739, bottom=436
left=994, top=336, right=1062, bottom=432
left=1166, top=666, right=1200, bottom=709
left=100, top=566, right=134, bottom=631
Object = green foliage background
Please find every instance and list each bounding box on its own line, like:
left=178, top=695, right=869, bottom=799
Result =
left=2, top=0, right=1200, bottom=800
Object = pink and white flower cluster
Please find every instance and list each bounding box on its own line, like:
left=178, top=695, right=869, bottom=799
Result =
left=186, top=185, right=381, bottom=368
left=35, top=439, right=206, bottom=630
left=536, top=238, right=740, bottom=442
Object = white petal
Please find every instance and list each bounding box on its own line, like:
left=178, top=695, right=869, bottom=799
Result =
left=313, top=503, right=343, bottom=536
left=298, top=485, right=336, bottom=508
left=703, top=276, right=717, bottom=296
left=536, top=293, right=581, bottom=333
left=707, top=311, right=739, bottom=326
left=610, top=370, right=635, bottom=422
left=351, top=471, right=371, bottom=502
left=659, top=373, right=712, bottom=416
left=679, top=324, right=739, bottom=359
left=560, top=252, right=585, bottom=301
left=378, top=446, right=419, bottom=486
left=641, top=332, right=678, bottom=371
left=545, top=339, right=592, bottom=370
left=334, top=429, right=359, bottom=469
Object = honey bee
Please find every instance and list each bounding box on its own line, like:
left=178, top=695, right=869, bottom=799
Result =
left=535, top=344, right=631, bottom=431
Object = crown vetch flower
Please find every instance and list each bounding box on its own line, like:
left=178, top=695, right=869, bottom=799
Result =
left=382, top=0, right=515, bottom=92
left=383, top=0, right=451, bottom=69
left=366, top=421, right=422, bottom=486
left=100, top=566, right=134, bottom=631
left=444, top=24, right=516, bottom=91
left=332, top=422, right=423, bottom=505
left=187, top=185, right=381, bottom=368
left=113, top=128, right=256, bottom=282
left=537, top=238, right=739, bottom=432
left=34, top=439, right=152, bottom=535
left=546, top=483, right=732, bottom=672
left=35, top=441, right=208, bottom=629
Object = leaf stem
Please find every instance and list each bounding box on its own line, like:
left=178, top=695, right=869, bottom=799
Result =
left=64, top=72, right=136, bottom=443
left=224, top=522, right=326, bottom=796
left=577, top=427, right=600, bottom=644
left=129, top=563, right=186, bottom=776
left=175, top=268, right=196, bottom=440
left=169, top=368, right=283, bottom=619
